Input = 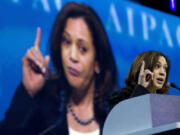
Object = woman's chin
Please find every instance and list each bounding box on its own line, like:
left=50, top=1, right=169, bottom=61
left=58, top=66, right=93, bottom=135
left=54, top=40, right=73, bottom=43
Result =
left=67, top=76, right=84, bottom=89
left=154, top=84, right=163, bottom=90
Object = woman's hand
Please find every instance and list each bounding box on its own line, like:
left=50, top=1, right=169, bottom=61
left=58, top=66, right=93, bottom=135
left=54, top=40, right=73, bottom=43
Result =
left=22, top=27, right=50, bottom=97
left=138, top=61, right=153, bottom=88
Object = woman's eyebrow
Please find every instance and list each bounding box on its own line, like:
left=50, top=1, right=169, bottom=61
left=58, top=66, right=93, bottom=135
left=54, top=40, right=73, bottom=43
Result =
left=78, top=38, right=86, bottom=43
left=156, top=62, right=161, bottom=65
left=63, top=31, right=70, bottom=37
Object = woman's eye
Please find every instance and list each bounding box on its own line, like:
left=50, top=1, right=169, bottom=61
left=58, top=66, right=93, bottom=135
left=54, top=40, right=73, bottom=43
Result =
left=164, top=66, right=167, bottom=71
left=155, top=64, right=160, bottom=69
left=79, top=45, right=87, bottom=53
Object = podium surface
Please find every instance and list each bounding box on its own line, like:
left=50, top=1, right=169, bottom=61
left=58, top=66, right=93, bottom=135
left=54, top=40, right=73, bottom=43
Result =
left=103, top=94, right=180, bottom=135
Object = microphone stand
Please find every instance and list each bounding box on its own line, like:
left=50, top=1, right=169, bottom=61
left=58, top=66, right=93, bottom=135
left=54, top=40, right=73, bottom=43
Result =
left=170, top=82, right=180, bottom=90
left=38, top=124, right=56, bottom=135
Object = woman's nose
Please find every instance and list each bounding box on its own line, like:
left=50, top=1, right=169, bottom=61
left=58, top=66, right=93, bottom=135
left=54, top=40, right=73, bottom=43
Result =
left=70, top=45, right=79, bottom=63
left=159, top=68, right=165, bottom=76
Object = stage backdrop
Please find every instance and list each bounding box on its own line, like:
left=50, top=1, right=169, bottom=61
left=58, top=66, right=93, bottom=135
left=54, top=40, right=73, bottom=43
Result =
left=0, top=0, right=180, bottom=120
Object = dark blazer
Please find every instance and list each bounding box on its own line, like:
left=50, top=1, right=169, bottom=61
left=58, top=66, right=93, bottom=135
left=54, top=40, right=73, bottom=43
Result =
left=0, top=79, right=110, bottom=135
left=109, top=85, right=150, bottom=107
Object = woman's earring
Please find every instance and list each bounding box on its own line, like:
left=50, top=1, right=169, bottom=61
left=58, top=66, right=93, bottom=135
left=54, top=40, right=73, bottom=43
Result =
left=95, top=69, right=100, bottom=74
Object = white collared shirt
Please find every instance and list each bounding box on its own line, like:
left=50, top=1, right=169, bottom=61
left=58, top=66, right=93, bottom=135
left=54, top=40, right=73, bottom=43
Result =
left=69, top=128, right=100, bottom=135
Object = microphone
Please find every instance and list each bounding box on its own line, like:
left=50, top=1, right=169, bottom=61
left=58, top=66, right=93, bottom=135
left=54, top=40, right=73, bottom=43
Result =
left=38, top=115, right=63, bottom=135
left=169, top=82, right=180, bottom=90
left=38, top=124, right=56, bottom=135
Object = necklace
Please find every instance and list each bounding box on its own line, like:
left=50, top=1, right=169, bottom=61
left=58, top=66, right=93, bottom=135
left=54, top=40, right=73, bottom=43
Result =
left=68, top=103, right=95, bottom=125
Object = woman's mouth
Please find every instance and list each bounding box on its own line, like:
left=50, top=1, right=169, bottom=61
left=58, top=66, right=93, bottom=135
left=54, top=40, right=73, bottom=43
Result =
left=68, top=66, right=81, bottom=76
left=156, top=77, right=164, bottom=85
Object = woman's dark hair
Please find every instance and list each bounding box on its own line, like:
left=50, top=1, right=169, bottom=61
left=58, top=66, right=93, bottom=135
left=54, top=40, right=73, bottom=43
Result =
left=49, top=2, right=117, bottom=108
left=124, top=50, right=170, bottom=94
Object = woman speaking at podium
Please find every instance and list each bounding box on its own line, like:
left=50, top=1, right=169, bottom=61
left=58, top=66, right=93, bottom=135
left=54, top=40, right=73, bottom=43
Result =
left=110, top=50, right=170, bottom=106
left=0, top=2, right=117, bottom=135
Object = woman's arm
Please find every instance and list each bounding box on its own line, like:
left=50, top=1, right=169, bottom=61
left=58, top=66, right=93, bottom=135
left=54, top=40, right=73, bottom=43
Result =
left=0, top=83, right=39, bottom=128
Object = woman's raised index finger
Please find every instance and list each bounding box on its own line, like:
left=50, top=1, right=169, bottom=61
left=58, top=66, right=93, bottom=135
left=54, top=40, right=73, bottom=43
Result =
left=34, top=27, right=41, bottom=50
left=140, top=61, right=145, bottom=74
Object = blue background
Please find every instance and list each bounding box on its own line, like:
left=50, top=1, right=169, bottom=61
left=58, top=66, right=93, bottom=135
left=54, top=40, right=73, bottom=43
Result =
left=0, top=0, right=180, bottom=120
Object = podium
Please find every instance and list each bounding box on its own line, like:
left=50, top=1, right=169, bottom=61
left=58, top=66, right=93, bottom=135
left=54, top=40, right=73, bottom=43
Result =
left=103, top=94, right=180, bottom=135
